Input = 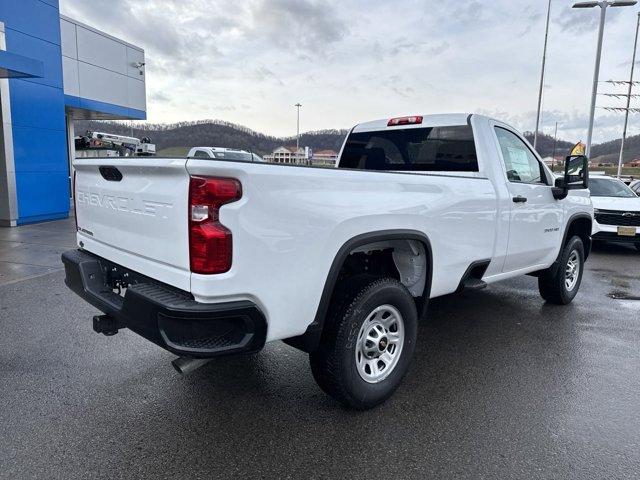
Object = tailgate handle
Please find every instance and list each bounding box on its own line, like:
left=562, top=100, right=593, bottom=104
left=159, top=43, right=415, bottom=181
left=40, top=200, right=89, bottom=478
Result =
left=99, top=166, right=123, bottom=182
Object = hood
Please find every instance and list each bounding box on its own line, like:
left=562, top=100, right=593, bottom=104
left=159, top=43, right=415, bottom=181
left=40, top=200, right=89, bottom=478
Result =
left=591, top=196, right=640, bottom=212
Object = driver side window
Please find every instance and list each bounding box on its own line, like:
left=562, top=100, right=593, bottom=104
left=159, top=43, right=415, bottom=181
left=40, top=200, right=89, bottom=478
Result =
left=194, top=150, right=211, bottom=158
left=495, top=127, right=546, bottom=184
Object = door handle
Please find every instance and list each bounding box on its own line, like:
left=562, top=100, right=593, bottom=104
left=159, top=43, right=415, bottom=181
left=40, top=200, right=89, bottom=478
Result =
left=512, top=195, right=527, bottom=203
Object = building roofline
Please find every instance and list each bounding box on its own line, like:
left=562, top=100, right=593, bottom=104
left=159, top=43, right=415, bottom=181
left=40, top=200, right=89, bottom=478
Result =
left=60, top=14, right=144, bottom=52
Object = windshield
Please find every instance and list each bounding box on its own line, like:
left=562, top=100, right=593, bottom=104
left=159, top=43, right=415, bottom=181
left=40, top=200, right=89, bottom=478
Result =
left=589, top=178, right=637, bottom=198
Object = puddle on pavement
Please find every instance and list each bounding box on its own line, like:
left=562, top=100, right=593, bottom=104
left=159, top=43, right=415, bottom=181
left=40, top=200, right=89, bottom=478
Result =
left=612, top=279, right=631, bottom=289
left=608, top=290, right=640, bottom=301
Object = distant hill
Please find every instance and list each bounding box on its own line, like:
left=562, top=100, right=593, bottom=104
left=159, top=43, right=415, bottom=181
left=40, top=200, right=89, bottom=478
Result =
left=76, top=120, right=639, bottom=163
left=522, top=132, right=640, bottom=164
left=588, top=135, right=640, bottom=164
left=522, top=132, right=574, bottom=159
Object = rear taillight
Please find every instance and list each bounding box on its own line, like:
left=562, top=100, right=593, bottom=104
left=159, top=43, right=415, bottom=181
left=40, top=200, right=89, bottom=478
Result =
left=189, top=176, right=242, bottom=274
left=387, top=115, right=423, bottom=126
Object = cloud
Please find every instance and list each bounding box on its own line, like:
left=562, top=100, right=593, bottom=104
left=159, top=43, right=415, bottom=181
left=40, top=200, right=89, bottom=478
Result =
left=244, top=0, right=348, bottom=54
left=62, top=0, right=229, bottom=79
left=446, top=0, right=485, bottom=30
left=428, top=41, right=450, bottom=56
left=390, top=85, right=415, bottom=98
left=553, top=2, right=627, bottom=34
left=520, top=11, right=544, bottom=36
left=150, top=91, right=171, bottom=103
left=554, top=8, right=600, bottom=33
left=59, top=0, right=640, bottom=141
left=476, top=108, right=627, bottom=144
left=250, top=66, right=285, bottom=86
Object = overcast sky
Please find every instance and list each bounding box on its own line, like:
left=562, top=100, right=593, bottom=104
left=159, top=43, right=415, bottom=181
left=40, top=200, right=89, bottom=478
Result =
left=61, top=0, right=640, bottom=142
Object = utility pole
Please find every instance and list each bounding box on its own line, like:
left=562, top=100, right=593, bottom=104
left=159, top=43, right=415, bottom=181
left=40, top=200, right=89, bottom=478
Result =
left=573, top=1, right=638, bottom=158
left=295, top=103, right=302, bottom=163
left=617, top=12, right=640, bottom=179
left=552, top=121, right=559, bottom=171
left=534, top=0, right=552, bottom=151
left=587, top=3, right=607, bottom=159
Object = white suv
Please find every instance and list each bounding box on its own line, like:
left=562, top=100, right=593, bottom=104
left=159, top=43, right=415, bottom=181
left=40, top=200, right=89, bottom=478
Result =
left=590, top=176, right=640, bottom=251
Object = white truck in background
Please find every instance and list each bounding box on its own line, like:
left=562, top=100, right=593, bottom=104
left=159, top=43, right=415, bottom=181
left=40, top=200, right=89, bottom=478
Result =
left=63, top=114, right=593, bottom=409
left=75, top=131, right=156, bottom=157
left=187, top=146, right=265, bottom=162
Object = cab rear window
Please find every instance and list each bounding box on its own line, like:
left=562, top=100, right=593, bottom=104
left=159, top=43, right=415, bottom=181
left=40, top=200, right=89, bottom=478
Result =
left=339, top=125, right=478, bottom=172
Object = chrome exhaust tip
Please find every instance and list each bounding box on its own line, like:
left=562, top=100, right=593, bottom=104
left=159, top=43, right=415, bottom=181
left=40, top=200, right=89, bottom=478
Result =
left=171, top=357, right=213, bottom=375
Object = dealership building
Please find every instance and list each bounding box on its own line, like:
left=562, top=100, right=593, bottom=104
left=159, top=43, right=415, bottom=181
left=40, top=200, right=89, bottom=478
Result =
left=0, top=1, right=146, bottom=226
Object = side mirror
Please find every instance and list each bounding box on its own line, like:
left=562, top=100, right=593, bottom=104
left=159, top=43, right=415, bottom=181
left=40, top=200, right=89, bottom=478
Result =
left=552, top=155, right=589, bottom=200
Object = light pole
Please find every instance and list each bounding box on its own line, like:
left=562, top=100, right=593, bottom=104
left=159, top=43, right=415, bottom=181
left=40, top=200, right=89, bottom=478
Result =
left=573, top=0, right=638, bottom=159
left=617, top=12, right=640, bottom=178
left=294, top=103, right=302, bottom=162
left=552, top=121, right=559, bottom=171
left=534, top=0, right=553, bottom=151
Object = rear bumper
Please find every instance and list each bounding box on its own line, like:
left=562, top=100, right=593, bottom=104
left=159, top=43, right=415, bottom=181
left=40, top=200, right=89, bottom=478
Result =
left=62, top=249, right=267, bottom=358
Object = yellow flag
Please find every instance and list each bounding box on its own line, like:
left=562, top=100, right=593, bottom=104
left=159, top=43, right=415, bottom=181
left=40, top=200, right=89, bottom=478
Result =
left=570, top=141, right=585, bottom=156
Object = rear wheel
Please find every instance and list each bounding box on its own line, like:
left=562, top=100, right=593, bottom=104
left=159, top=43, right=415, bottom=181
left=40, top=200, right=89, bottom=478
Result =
left=309, top=277, right=418, bottom=410
left=538, top=236, right=585, bottom=305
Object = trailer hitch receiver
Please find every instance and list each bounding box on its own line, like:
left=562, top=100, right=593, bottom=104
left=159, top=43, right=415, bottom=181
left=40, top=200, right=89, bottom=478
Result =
left=93, top=315, right=121, bottom=336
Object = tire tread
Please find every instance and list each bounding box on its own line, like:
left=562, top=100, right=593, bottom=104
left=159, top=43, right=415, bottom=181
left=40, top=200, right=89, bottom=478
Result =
left=310, top=276, right=415, bottom=409
left=538, top=235, right=584, bottom=305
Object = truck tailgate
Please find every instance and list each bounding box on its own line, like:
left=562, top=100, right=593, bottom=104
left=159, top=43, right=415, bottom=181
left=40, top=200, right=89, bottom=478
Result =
left=73, top=158, right=191, bottom=290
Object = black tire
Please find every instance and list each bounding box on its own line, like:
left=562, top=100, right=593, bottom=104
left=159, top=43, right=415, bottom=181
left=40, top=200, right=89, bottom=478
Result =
left=309, top=276, right=418, bottom=410
left=538, top=236, right=585, bottom=305
left=635, top=243, right=640, bottom=253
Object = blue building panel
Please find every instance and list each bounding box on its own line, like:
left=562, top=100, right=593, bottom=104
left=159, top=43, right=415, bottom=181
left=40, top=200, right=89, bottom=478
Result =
left=0, top=0, right=61, bottom=46
left=0, top=1, right=146, bottom=225
left=2, top=0, right=68, bottom=223
left=64, top=95, right=81, bottom=108
left=64, top=94, right=147, bottom=120
left=9, top=81, right=65, bottom=132
left=15, top=171, right=70, bottom=224
left=5, top=29, right=63, bottom=88
left=11, top=125, right=68, bottom=174
left=0, top=50, right=44, bottom=78
left=39, top=0, right=60, bottom=8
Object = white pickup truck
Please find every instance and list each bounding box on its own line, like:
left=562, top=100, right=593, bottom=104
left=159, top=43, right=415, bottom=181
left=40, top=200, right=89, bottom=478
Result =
left=186, top=146, right=265, bottom=163
left=63, top=114, right=593, bottom=409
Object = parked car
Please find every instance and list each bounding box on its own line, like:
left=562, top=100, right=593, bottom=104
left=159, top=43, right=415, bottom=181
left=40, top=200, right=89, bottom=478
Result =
left=629, top=179, right=640, bottom=195
left=63, top=114, right=593, bottom=409
left=187, top=146, right=264, bottom=162
left=590, top=176, right=640, bottom=251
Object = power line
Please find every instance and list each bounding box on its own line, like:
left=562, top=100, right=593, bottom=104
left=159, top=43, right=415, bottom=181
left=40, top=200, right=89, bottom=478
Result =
left=600, top=93, right=640, bottom=99
left=602, top=79, right=640, bottom=86
left=601, top=106, right=640, bottom=113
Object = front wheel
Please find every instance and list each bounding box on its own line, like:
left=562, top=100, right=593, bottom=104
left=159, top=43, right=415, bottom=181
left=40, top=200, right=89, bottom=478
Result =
left=538, top=236, right=585, bottom=305
left=309, top=277, right=418, bottom=410
left=635, top=243, right=640, bottom=253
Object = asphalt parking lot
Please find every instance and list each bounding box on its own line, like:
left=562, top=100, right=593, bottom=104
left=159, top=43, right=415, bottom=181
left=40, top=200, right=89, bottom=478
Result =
left=1, top=219, right=639, bottom=479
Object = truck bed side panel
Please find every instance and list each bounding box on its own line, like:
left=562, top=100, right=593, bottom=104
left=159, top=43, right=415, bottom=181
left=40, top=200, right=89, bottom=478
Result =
left=186, top=160, right=497, bottom=341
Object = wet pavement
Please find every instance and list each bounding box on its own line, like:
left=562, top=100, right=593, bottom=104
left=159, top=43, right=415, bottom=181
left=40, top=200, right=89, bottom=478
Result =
left=0, top=217, right=76, bottom=286
left=0, top=219, right=639, bottom=479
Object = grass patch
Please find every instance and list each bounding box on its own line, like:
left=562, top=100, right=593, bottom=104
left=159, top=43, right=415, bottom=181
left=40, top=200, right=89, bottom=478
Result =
left=156, top=146, right=190, bottom=157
